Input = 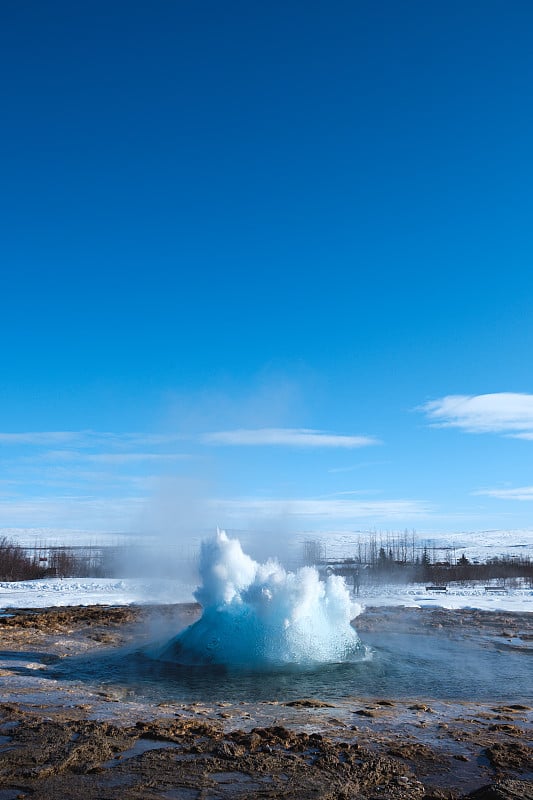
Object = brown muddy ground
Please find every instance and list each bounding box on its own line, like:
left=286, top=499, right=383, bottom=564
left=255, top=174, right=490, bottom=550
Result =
left=0, top=605, right=532, bottom=799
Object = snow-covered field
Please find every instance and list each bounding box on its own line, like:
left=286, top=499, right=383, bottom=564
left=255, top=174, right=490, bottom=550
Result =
left=0, top=577, right=195, bottom=610
left=0, top=576, right=531, bottom=613
left=357, top=580, right=533, bottom=613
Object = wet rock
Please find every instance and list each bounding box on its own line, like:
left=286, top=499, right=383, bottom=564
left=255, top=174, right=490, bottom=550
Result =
left=283, top=698, right=335, bottom=708
left=484, top=742, right=533, bottom=772
left=388, top=742, right=442, bottom=763
left=133, top=717, right=221, bottom=742
left=492, top=705, right=531, bottom=714
left=212, top=740, right=244, bottom=759
left=464, top=779, right=533, bottom=799
left=488, top=724, right=524, bottom=736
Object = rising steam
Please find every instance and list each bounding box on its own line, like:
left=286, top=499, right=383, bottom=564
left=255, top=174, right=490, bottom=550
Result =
left=157, top=529, right=363, bottom=668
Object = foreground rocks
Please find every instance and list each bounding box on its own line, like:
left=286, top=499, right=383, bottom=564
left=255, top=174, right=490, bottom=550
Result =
left=0, top=705, right=427, bottom=799
left=1, top=700, right=531, bottom=799
left=0, top=605, right=531, bottom=799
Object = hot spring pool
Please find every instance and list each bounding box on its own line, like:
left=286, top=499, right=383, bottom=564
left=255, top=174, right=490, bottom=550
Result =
left=49, top=625, right=532, bottom=705
left=44, top=532, right=533, bottom=706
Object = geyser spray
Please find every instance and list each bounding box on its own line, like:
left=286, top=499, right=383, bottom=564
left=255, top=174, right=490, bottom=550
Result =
left=158, top=529, right=363, bottom=668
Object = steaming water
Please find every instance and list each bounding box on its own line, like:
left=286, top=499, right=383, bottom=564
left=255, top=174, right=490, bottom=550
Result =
left=154, top=530, right=363, bottom=668
left=50, top=629, right=532, bottom=705
left=46, top=531, right=533, bottom=705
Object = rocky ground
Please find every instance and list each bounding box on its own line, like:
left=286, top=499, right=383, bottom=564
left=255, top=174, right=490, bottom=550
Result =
left=0, top=605, right=531, bottom=799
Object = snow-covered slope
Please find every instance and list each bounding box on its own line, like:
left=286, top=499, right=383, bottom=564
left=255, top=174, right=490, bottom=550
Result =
left=0, top=577, right=195, bottom=609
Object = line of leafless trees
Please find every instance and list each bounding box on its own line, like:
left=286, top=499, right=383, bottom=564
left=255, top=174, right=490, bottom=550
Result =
left=0, top=537, right=118, bottom=581
left=2, top=532, right=533, bottom=584
left=304, top=531, right=533, bottom=585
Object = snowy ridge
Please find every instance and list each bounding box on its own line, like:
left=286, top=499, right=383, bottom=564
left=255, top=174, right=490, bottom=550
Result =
left=0, top=528, right=146, bottom=548
left=301, top=528, right=533, bottom=563
left=4, top=526, right=533, bottom=561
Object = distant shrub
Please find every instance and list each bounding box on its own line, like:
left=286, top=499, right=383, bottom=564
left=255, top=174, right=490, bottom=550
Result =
left=0, top=537, right=46, bottom=581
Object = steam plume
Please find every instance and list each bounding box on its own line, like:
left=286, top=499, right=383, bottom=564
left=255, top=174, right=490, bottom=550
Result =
left=158, top=529, right=363, bottom=668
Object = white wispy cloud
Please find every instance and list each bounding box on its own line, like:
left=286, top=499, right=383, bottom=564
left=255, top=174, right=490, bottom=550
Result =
left=419, top=393, right=533, bottom=436
left=202, top=428, right=380, bottom=448
left=0, top=496, right=146, bottom=528
left=0, top=470, right=157, bottom=492
left=0, top=432, right=82, bottom=445
left=34, top=450, right=190, bottom=465
left=328, top=460, right=391, bottom=474
left=0, top=430, right=187, bottom=448
left=215, top=497, right=430, bottom=520
left=0, top=489, right=430, bottom=530
left=5, top=441, right=191, bottom=467
left=121, top=433, right=187, bottom=446
left=474, top=486, right=533, bottom=501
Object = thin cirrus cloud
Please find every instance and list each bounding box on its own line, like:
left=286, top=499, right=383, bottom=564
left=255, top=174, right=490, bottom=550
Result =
left=37, top=450, right=189, bottom=465
left=0, top=432, right=191, bottom=469
left=0, top=495, right=145, bottom=527
left=86, top=453, right=189, bottom=464
left=474, top=486, right=533, bottom=501
left=216, top=497, right=429, bottom=520
left=0, top=428, right=378, bottom=450
left=0, top=431, right=187, bottom=448
left=418, top=393, right=533, bottom=437
left=0, top=432, right=82, bottom=445
left=201, top=428, right=380, bottom=448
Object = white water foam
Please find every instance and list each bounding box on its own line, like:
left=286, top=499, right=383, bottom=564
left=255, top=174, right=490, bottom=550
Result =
left=158, top=529, right=363, bottom=668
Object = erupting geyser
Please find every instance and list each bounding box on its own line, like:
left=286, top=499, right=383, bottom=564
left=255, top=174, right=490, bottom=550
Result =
left=158, top=529, right=363, bottom=668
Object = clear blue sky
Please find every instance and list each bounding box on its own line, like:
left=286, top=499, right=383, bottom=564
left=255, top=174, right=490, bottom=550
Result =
left=2, top=1, right=533, bottom=538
